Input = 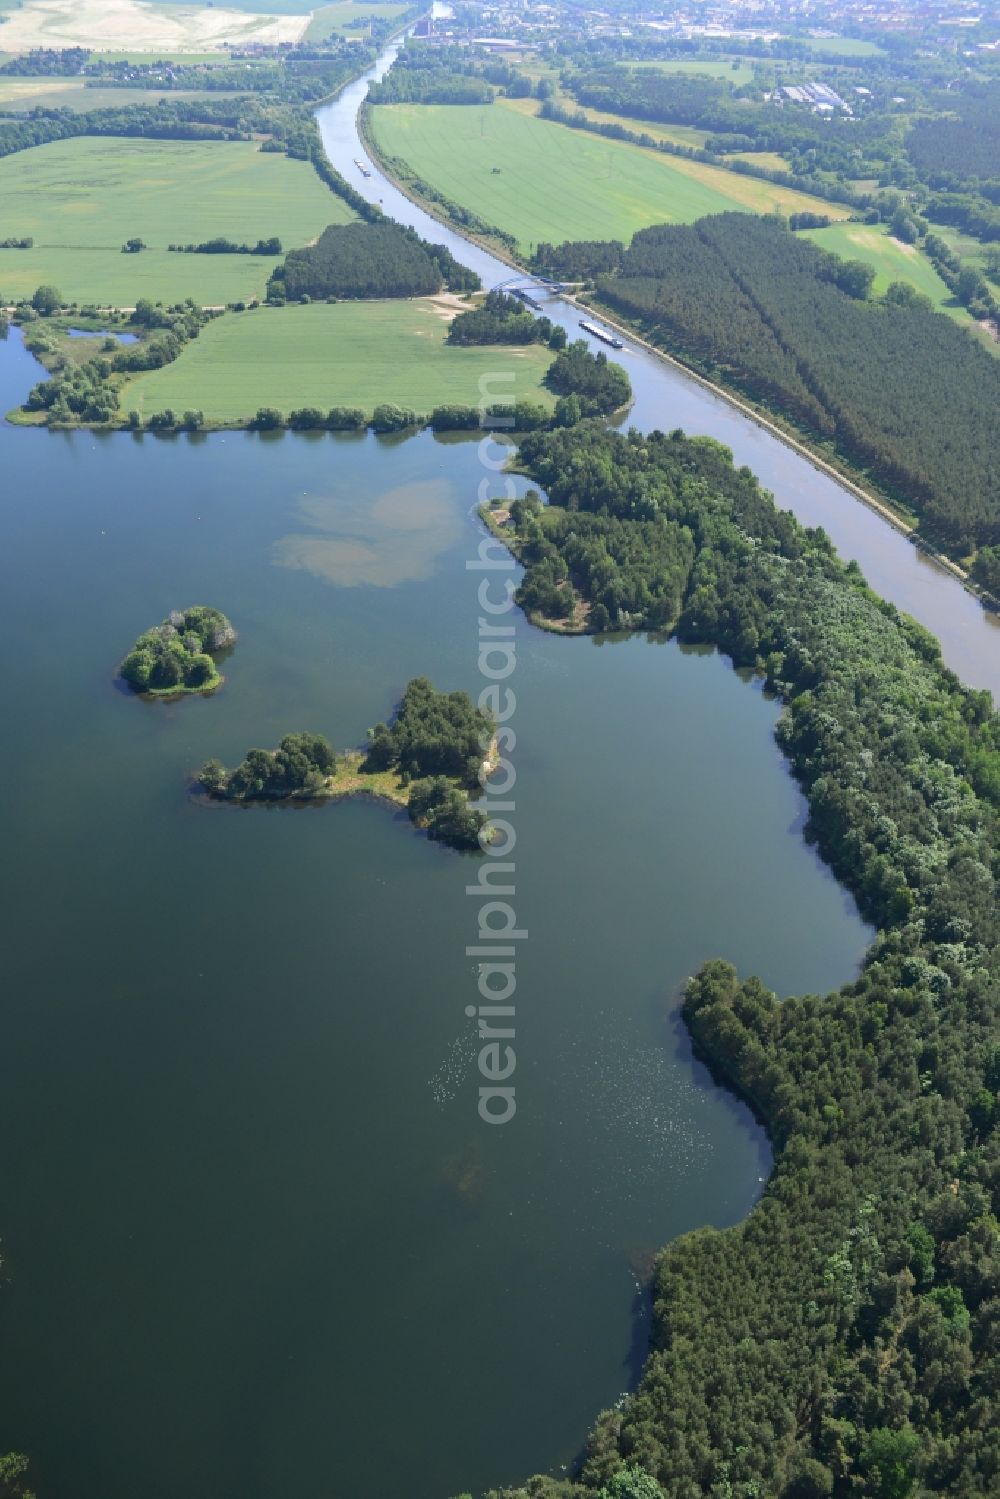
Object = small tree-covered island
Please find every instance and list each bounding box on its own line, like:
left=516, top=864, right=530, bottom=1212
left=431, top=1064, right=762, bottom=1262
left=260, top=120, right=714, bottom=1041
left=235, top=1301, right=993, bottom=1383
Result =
left=120, top=606, right=237, bottom=696
left=198, top=678, right=497, bottom=852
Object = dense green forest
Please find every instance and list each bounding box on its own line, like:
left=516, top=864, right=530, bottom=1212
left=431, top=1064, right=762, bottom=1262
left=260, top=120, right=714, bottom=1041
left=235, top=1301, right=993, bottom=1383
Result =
left=365, top=675, right=493, bottom=786
left=906, top=82, right=1000, bottom=195
left=483, top=420, right=1000, bottom=1499
left=578, top=213, right=999, bottom=553
left=120, top=606, right=235, bottom=694
left=545, top=340, right=632, bottom=418
left=269, top=220, right=479, bottom=300
left=200, top=732, right=337, bottom=799
left=447, top=289, right=566, bottom=348
left=368, top=68, right=494, bottom=105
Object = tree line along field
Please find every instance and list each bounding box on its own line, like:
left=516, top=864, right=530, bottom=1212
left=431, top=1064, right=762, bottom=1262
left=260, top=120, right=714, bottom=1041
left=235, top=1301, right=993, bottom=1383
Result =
left=367, top=97, right=851, bottom=256
left=0, top=136, right=350, bottom=304
left=120, top=301, right=558, bottom=422
left=0, top=76, right=230, bottom=110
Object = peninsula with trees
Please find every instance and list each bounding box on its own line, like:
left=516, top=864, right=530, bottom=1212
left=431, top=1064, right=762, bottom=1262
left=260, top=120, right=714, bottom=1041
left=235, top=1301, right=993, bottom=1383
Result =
left=477, top=417, right=1000, bottom=1498
left=199, top=678, right=496, bottom=851
left=120, top=605, right=236, bottom=696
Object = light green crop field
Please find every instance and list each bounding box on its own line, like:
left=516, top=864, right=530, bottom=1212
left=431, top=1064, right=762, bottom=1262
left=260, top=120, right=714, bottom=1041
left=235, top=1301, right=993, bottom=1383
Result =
left=730, top=149, right=790, bottom=172
left=0, top=75, right=229, bottom=111
left=0, top=136, right=350, bottom=304
left=307, top=2, right=409, bottom=40
left=121, top=300, right=558, bottom=420
left=803, top=223, right=962, bottom=316
left=630, top=59, right=757, bottom=84
left=369, top=98, right=850, bottom=254
left=795, top=35, right=885, bottom=57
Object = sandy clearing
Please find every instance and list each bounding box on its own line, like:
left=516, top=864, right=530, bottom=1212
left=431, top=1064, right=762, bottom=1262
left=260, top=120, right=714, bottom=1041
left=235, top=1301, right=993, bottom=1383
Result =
left=0, top=0, right=310, bottom=53
left=424, top=292, right=468, bottom=321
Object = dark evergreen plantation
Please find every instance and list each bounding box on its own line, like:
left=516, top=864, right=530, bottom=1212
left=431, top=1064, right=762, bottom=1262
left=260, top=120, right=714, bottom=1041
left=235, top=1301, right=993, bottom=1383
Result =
left=489, top=422, right=1000, bottom=1499
left=568, top=214, right=1000, bottom=553
left=268, top=220, right=479, bottom=300
left=906, top=83, right=1000, bottom=196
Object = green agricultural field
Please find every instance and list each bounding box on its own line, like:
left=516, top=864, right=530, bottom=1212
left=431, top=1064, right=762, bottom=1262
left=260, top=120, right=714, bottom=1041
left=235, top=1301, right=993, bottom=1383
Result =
left=307, top=1, right=409, bottom=40
left=368, top=97, right=850, bottom=255
left=802, top=223, right=961, bottom=316
left=630, top=59, right=757, bottom=84
left=795, top=35, right=885, bottom=57
left=730, top=149, right=790, bottom=172
left=121, top=300, right=558, bottom=421
left=0, top=136, right=350, bottom=305
left=0, top=76, right=229, bottom=110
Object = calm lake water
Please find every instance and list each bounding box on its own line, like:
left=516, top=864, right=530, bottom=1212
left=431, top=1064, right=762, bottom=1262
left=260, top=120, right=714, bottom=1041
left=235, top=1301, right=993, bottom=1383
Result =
left=0, top=328, right=871, bottom=1498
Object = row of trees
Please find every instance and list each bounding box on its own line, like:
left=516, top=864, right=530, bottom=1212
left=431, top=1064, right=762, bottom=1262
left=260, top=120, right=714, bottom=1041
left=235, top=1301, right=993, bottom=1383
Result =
left=488, top=420, right=1000, bottom=1499
left=168, top=236, right=282, bottom=256
left=565, top=65, right=896, bottom=179
left=585, top=213, right=999, bottom=552
left=270, top=220, right=479, bottom=301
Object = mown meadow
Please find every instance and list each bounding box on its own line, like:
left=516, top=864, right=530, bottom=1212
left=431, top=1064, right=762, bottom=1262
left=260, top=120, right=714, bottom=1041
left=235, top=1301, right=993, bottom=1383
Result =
left=803, top=221, right=962, bottom=317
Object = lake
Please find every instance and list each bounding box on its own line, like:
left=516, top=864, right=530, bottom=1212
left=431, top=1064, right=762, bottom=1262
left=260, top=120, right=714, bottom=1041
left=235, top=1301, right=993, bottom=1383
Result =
left=0, top=328, right=871, bottom=1498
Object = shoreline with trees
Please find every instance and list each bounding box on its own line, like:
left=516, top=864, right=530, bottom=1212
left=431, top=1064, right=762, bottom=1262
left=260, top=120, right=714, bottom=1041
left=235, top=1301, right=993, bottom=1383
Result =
left=478, top=418, right=1000, bottom=1498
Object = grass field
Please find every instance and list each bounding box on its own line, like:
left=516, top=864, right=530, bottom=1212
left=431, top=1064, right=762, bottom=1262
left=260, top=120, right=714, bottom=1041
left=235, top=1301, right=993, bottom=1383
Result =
left=802, top=223, right=962, bottom=316
left=306, top=1, right=409, bottom=40
left=630, top=59, right=757, bottom=84
left=795, top=35, right=885, bottom=57
left=121, top=300, right=558, bottom=421
left=0, top=76, right=230, bottom=110
left=368, top=98, right=850, bottom=255
left=0, top=136, right=349, bottom=304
